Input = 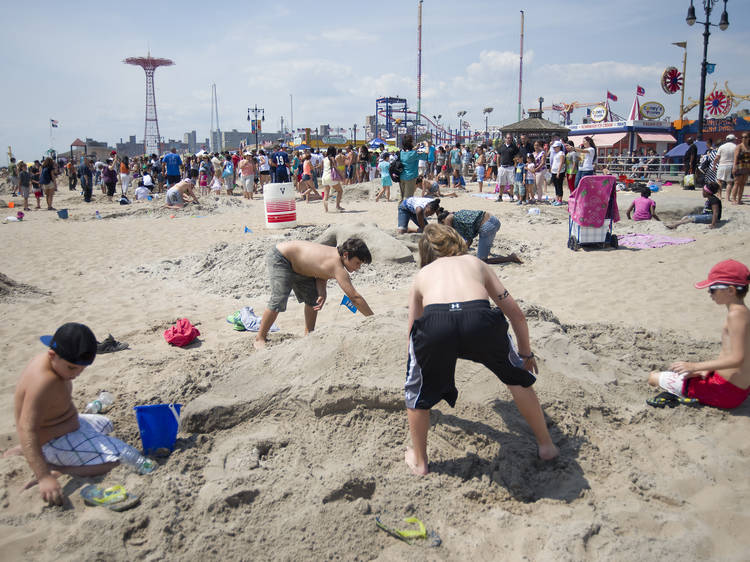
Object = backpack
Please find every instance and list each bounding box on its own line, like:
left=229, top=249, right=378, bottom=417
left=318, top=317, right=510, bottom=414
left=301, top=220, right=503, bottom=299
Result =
left=389, top=153, right=404, bottom=183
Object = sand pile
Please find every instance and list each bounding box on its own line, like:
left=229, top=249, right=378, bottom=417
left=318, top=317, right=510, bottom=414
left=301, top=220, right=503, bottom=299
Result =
left=0, top=272, right=47, bottom=300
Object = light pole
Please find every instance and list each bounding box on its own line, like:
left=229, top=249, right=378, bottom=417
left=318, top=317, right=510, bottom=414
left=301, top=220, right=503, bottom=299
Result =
left=353, top=124, right=358, bottom=146
left=686, top=0, right=729, bottom=140
left=483, top=107, right=493, bottom=142
left=247, top=105, right=265, bottom=150
left=432, top=114, right=441, bottom=144
left=457, top=111, right=467, bottom=143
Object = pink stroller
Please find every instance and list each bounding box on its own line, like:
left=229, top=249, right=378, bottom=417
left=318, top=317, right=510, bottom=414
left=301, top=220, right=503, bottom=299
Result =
left=567, top=175, right=620, bottom=251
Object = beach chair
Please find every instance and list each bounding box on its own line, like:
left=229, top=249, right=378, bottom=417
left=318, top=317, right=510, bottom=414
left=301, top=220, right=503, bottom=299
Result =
left=567, top=175, right=620, bottom=251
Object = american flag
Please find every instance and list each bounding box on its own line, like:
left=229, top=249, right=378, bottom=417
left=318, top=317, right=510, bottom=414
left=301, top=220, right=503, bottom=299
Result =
left=636, top=85, right=646, bottom=96
left=50, top=119, right=59, bottom=128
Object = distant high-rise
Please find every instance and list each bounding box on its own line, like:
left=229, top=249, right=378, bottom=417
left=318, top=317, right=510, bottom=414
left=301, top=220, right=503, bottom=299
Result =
left=124, top=52, right=174, bottom=155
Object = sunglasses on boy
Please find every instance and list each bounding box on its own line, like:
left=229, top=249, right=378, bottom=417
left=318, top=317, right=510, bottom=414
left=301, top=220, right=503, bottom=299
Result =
left=708, top=284, right=730, bottom=294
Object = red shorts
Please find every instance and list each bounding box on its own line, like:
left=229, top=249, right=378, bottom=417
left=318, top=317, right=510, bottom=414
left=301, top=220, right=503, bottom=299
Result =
left=684, top=371, right=750, bottom=409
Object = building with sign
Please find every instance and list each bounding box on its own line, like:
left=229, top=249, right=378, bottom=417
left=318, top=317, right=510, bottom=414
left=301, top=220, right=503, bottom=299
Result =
left=567, top=118, right=676, bottom=156
left=674, top=114, right=750, bottom=144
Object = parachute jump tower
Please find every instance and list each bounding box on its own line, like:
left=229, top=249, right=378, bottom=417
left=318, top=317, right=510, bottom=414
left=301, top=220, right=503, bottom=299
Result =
left=123, top=53, right=174, bottom=155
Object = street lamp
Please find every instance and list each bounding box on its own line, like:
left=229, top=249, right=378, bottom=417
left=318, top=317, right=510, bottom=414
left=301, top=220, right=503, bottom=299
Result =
left=353, top=123, right=358, bottom=146
left=686, top=0, right=729, bottom=140
left=432, top=114, right=442, bottom=144
left=457, top=110, right=467, bottom=142
left=247, top=105, right=265, bottom=150
left=483, top=107, right=494, bottom=142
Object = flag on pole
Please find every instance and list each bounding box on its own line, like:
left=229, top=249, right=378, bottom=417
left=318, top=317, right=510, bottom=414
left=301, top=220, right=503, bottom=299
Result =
left=706, top=63, right=716, bottom=74
left=606, top=91, right=618, bottom=102
left=636, top=85, right=646, bottom=96
left=50, top=119, right=59, bottom=128
left=341, top=295, right=357, bottom=313
left=672, top=41, right=687, bottom=48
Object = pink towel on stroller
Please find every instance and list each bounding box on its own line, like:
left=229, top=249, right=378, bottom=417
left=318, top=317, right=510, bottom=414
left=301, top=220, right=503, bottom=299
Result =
left=568, top=175, right=620, bottom=227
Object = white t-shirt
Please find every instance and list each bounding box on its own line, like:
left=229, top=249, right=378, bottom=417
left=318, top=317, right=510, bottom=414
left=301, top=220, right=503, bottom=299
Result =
left=135, top=186, right=151, bottom=200
left=716, top=142, right=736, bottom=166
left=142, top=173, right=154, bottom=187
left=551, top=150, right=565, bottom=173
left=580, top=147, right=596, bottom=171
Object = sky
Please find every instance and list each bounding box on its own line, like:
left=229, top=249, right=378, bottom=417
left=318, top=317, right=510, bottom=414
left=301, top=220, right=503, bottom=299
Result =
left=2, top=0, right=749, bottom=162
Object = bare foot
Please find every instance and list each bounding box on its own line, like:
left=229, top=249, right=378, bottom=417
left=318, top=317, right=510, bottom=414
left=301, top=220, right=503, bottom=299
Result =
left=2, top=445, right=22, bottom=458
left=253, top=339, right=266, bottom=350
left=404, top=446, right=428, bottom=475
left=538, top=443, right=559, bottom=461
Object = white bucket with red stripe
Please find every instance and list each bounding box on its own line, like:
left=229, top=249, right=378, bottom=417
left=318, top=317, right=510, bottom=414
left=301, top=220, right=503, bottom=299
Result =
left=263, top=182, right=297, bottom=229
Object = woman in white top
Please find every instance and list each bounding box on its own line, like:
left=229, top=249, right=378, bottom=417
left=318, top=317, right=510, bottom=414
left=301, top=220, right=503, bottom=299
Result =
left=569, top=136, right=597, bottom=189
left=257, top=150, right=271, bottom=189
left=549, top=141, right=566, bottom=205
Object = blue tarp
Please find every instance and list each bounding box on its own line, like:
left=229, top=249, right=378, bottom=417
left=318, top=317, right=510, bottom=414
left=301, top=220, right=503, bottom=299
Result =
left=666, top=141, right=707, bottom=158
left=368, top=138, right=387, bottom=148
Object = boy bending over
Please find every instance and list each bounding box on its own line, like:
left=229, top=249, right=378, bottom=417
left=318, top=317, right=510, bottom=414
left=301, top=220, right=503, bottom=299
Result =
left=8, top=324, right=137, bottom=505
left=404, top=224, right=558, bottom=475
left=254, top=238, right=374, bottom=349
left=648, top=260, right=750, bottom=409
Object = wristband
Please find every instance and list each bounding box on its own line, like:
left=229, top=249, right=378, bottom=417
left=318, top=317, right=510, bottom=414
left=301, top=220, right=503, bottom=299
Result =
left=519, top=352, right=534, bottom=359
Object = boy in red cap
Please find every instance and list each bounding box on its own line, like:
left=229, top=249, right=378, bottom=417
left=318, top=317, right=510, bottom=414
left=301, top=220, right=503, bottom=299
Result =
left=647, top=260, right=750, bottom=409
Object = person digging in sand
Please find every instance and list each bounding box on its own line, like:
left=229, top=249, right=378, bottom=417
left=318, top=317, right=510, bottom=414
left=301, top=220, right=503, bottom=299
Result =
left=404, top=224, right=558, bottom=475
left=254, top=238, right=374, bottom=349
left=647, top=259, right=750, bottom=409
left=437, top=209, right=522, bottom=264
left=5, top=323, right=144, bottom=505
left=165, top=169, right=200, bottom=209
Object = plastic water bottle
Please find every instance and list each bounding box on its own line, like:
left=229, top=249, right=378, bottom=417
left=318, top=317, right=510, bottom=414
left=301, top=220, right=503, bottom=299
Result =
left=95, top=210, right=102, bottom=219
left=84, top=391, right=114, bottom=414
left=528, top=207, right=540, bottom=215
left=118, top=445, right=157, bottom=474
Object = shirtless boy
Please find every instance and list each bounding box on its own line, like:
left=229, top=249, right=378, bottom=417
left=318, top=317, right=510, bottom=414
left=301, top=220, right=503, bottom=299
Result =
left=8, top=323, right=131, bottom=505
left=165, top=169, right=199, bottom=209
left=648, top=259, right=750, bottom=409
left=404, top=224, right=558, bottom=475
left=254, top=238, right=374, bottom=349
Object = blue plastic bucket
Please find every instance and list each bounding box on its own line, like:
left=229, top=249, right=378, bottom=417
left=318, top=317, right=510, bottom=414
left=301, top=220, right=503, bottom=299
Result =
left=133, top=403, right=182, bottom=454
left=57, top=209, right=69, bottom=219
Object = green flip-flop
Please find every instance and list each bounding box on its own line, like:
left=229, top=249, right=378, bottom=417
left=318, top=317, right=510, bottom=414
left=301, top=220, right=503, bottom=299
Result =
left=80, top=484, right=141, bottom=511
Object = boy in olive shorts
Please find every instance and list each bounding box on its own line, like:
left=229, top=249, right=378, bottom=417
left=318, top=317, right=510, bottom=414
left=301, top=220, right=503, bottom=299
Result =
left=255, top=238, right=375, bottom=349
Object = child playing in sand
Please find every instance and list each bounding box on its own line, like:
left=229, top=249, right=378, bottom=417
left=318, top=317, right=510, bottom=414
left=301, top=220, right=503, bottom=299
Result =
left=665, top=182, right=721, bottom=230
left=254, top=238, right=374, bottom=349
left=647, top=259, right=750, bottom=409
left=165, top=169, right=200, bottom=209
left=6, top=323, right=152, bottom=505
left=626, top=186, right=660, bottom=221
left=403, top=224, right=558, bottom=475
left=417, top=176, right=458, bottom=199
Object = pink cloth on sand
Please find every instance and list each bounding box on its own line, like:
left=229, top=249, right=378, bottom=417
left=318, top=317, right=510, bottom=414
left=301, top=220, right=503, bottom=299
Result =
left=568, top=175, right=620, bottom=227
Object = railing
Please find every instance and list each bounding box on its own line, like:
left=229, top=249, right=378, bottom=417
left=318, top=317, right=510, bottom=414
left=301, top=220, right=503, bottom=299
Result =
left=595, top=155, right=681, bottom=181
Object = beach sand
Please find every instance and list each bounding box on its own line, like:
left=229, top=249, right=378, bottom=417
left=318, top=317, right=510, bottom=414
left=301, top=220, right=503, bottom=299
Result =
left=1, top=177, right=750, bottom=560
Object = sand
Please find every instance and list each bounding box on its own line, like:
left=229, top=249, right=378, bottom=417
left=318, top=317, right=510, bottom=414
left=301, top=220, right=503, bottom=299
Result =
left=1, top=176, right=750, bottom=560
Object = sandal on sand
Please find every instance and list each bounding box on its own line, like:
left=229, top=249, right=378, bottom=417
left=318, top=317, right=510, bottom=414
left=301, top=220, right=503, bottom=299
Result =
left=80, top=484, right=140, bottom=511
left=226, top=312, right=246, bottom=331
left=97, top=334, right=129, bottom=354
left=646, top=392, right=679, bottom=408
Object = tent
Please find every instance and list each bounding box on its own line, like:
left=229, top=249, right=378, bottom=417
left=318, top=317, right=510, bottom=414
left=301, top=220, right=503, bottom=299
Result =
left=291, top=144, right=311, bottom=151
left=666, top=141, right=707, bottom=158
left=368, top=138, right=387, bottom=148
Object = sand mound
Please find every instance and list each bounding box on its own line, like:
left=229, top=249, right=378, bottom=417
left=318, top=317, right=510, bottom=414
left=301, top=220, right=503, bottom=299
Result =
left=0, top=272, right=47, bottom=300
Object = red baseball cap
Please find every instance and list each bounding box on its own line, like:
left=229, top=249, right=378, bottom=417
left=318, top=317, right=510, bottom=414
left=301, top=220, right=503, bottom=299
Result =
left=695, top=259, right=750, bottom=289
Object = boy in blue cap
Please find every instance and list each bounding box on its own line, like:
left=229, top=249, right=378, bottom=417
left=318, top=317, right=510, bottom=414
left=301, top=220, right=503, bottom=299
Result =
left=7, top=323, right=136, bottom=505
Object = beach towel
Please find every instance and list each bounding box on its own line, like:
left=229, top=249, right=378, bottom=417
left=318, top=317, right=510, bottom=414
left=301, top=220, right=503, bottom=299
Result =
left=616, top=233, right=695, bottom=249
left=164, top=318, right=200, bottom=347
left=568, top=175, right=620, bottom=227
left=239, top=306, right=279, bottom=332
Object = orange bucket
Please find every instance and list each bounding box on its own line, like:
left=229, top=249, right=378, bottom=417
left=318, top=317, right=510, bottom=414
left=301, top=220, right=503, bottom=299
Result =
left=8, top=202, right=14, bottom=208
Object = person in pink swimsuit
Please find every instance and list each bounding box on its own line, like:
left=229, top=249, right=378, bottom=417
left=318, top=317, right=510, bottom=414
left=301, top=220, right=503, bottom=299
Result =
left=626, top=186, right=660, bottom=221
